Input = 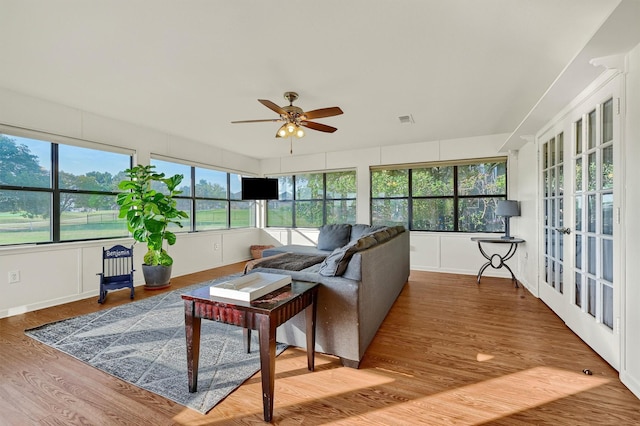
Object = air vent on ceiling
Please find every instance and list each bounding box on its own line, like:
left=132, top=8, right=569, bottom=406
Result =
left=398, top=114, right=414, bottom=124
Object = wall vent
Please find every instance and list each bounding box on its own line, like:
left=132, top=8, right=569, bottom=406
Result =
left=398, top=114, right=414, bottom=124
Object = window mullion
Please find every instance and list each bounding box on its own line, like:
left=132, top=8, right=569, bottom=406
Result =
left=453, top=165, right=459, bottom=232
left=408, top=169, right=413, bottom=231
left=322, top=173, right=327, bottom=224
left=292, top=175, right=297, bottom=228
left=226, top=171, right=231, bottom=229
left=190, top=166, right=196, bottom=232
left=52, top=143, right=60, bottom=242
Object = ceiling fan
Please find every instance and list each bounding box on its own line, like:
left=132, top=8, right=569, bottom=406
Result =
left=231, top=92, right=343, bottom=139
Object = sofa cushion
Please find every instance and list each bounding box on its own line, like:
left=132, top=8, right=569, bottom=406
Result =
left=350, top=224, right=387, bottom=242
left=369, top=228, right=392, bottom=243
left=317, top=224, right=352, bottom=251
left=319, top=235, right=377, bottom=277
left=385, top=226, right=399, bottom=237
left=392, top=225, right=406, bottom=234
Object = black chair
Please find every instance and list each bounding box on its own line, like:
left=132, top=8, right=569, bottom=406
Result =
left=97, top=245, right=135, bottom=304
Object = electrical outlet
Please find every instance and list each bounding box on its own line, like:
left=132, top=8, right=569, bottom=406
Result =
left=8, top=270, right=20, bottom=284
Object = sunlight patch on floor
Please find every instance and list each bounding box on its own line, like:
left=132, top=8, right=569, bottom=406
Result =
left=171, top=362, right=611, bottom=424
left=476, top=352, right=495, bottom=362
left=276, top=364, right=396, bottom=400
left=374, top=366, right=415, bottom=378
left=327, top=366, right=611, bottom=425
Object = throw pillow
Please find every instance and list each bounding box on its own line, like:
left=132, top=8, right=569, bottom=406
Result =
left=317, top=224, right=352, bottom=251
left=319, top=235, right=377, bottom=277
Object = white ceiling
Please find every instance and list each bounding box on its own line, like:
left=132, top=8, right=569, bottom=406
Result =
left=0, top=0, right=628, bottom=159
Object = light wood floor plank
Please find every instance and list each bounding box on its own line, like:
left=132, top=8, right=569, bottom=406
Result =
left=1, top=265, right=638, bottom=424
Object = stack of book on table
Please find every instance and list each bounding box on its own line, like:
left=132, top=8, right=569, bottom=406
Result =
left=209, top=272, right=292, bottom=301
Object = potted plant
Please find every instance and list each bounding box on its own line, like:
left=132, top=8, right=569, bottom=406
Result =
left=116, top=164, right=189, bottom=289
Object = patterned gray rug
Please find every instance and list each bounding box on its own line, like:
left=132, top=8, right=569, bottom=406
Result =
left=25, top=275, right=287, bottom=414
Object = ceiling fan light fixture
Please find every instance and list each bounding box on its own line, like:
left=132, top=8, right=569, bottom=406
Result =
left=234, top=92, right=341, bottom=142
left=276, top=123, right=305, bottom=139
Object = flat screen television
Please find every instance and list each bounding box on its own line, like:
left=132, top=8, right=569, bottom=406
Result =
left=241, top=177, right=279, bottom=200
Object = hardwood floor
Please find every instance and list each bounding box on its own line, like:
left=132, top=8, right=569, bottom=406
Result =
left=1, top=264, right=639, bottom=425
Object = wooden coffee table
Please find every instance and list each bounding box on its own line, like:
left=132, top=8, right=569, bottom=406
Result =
left=181, top=279, right=319, bottom=422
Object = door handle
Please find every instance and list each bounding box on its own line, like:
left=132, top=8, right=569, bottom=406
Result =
left=555, top=227, right=571, bottom=235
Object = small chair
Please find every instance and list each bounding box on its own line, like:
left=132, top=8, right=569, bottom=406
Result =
left=97, top=244, right=135, bottom=304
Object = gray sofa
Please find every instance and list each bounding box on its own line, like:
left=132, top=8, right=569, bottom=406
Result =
left=248, top=224, right=410, bottom=368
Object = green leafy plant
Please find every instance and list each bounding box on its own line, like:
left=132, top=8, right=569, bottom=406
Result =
left=116, top=164, right=189, bottom=266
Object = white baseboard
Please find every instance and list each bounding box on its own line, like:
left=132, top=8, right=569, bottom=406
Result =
left=620, top=370, right=640, bottom=401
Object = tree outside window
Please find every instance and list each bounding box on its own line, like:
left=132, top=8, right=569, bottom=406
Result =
left=150, top=159, right=256, bottom=231
left=267, top=171, right=356, bottom=227
left=0, top=133, right=131, bottom=245
left=371, top=160, right=507, bottom=232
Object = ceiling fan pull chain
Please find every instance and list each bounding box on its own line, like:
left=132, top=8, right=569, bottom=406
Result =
left=290, top=137, right=293, bottom=154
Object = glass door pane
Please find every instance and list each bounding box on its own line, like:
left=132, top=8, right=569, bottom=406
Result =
left=542, top=133, right=564, bottom=293
left=573, top=99, right=614, bottom=330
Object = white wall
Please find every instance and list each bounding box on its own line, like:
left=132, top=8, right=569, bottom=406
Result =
left=0, top=229, right=258, bottom=317
left=0, top=87, right=262, bottom=318
left=621, top=42, right=640, bottom=399
left=261, top=133, right=520, bottom=278
left=511, top=141, right=540, bottom=295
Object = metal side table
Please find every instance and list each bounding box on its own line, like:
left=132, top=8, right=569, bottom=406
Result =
left=471, top=237, right=525, bottom=287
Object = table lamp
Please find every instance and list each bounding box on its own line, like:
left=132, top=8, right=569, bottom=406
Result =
left=496, top=200, right=520, bottom=239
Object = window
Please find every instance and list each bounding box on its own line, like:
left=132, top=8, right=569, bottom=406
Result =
left=150, top=158, right=255, bottom=231
left=266, top=171, right=356, bottom=227
left=150, top=158, right=192, bottom=231
left=0, top=132, right=132, bottom=245
left=371, top=159, right=507, bottom=232
left=229, top=173, right=253, bottom=228
left=295, top=173, right=324, bottom=227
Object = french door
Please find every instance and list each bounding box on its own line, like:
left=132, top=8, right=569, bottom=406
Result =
left=539, top=77, right=621, bottom=369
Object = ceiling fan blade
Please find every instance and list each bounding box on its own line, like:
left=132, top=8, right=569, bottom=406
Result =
left=231, top=118, right=282, bottom=124
left=300, top=121, right=338, bottom=133
left=303, top=107, right=344, bottom=120
left=258, top=99, right=287, bottom=115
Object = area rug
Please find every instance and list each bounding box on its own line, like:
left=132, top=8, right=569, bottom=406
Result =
left=25, top=275, right=287, bottom=414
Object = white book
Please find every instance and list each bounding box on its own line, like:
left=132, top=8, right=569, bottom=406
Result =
left=209, top=272, right=292, bottom=301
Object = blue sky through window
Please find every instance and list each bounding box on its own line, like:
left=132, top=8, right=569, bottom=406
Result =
left=6, top=134, right=129, bottom=176
left=59, top=144, right=129, bottom=176
left=7, top=135, right=51, bottom=173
